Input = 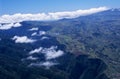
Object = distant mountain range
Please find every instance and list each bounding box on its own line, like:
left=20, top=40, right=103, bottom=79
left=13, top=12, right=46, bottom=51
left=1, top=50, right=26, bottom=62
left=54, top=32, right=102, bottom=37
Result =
left=0, top=9, right=120, bottom=79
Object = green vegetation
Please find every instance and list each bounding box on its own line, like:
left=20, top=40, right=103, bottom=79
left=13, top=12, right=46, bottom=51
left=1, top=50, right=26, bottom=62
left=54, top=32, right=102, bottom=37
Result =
left=0, top=9, right=120, bottom=79
left=47, top=10, right=120, bottom=79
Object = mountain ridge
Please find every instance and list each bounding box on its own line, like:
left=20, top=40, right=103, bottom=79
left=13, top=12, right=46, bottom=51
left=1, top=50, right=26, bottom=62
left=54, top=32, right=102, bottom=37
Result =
left=0, top=9, right=120, bottom=79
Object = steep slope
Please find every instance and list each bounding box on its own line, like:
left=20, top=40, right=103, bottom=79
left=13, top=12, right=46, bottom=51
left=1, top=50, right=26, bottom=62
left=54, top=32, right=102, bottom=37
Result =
left=46, top=9, right=120, bottom=79
left=0, top=9, right=120, bottom=79
left=0, top=23, right=109, bottom=79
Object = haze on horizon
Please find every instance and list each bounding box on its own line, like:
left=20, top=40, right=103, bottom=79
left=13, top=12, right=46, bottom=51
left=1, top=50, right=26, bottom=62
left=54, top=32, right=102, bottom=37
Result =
left=0, top=0, right=119, bottom=15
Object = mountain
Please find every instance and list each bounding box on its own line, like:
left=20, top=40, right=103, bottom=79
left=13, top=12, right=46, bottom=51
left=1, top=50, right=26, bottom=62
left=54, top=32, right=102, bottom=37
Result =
left=0, top=9, right=120, bottom=79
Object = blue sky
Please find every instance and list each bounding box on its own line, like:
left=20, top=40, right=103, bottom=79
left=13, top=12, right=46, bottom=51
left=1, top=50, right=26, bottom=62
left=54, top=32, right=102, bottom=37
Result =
left=0, top=0, right=119, bottom=15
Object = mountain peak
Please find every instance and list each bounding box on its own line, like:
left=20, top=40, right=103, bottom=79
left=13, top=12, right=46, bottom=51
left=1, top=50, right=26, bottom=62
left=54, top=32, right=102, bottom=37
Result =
left=110, top=8, right=120, bottom=11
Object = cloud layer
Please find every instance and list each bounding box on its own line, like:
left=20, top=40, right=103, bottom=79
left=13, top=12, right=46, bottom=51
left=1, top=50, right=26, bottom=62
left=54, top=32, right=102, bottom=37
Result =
left=0, top=7, right=108, bottom=23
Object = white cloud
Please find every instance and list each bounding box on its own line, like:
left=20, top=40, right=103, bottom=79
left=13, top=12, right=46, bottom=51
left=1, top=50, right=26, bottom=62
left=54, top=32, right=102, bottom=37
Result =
left=29, top=46, right=64, bottom=60
left=0, top=22, right=21, bottom=30
left=42, top=46, right=64, bottom=60
left=0, top=7, right=108, bottom=30
left=0, top=7, right=108, bottom=23
left=39, top=31, right=46, bottom=36
left=40, top=61, right=57, bottom=66
left=30, top=31, right=46, bottom=36
left=29, top=27, right=39, bottom=31
left=28, top=46, right=64, bottom=68
left=12, top=36, right=36, bottom=43
left=29, top=47, right=43, bottom=54
left=41, top=36, right=49, bottom=40
left=48, top=7, right=109, bottom=19
left=26, top=56, right=38, bottom=60
left=31, top=32, right=37, bottom=36
left=29, top=61, right=58, bottom=68
left=13, top=22, right=21, bottom=27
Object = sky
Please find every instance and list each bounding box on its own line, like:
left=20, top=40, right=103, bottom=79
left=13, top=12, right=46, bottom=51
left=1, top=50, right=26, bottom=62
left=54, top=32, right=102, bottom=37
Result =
left=0, top=0, right=119, bottom=15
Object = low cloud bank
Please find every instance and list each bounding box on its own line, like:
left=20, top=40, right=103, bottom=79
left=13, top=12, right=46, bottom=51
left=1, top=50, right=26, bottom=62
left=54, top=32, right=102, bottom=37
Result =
left=0, top=7, right=108, bottom=23
left=12, top=36, right=36, bottom=43
left=29, top=27, right=39, bottom=31
left=29, top=47, right=43, bottom=54
left=0, top=22, right=21, bottom=30
left=31, top=32, right=37, bottom=36
left=26, top=56, right=38, bottom=60
left=39, top=31, right=46, bottom=36
left=42, top=46, right=64, bottom=60
left=30, top=31, right=46, bottom=36
left=41, top=36, right=49, bottom=40
left=28, top=46, right=64, bottom=68
left=0, top=7, right=108, bottom=30
left=29, top=61, right=58, bottom=68
left=29, top=46, right=64, bottom=60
